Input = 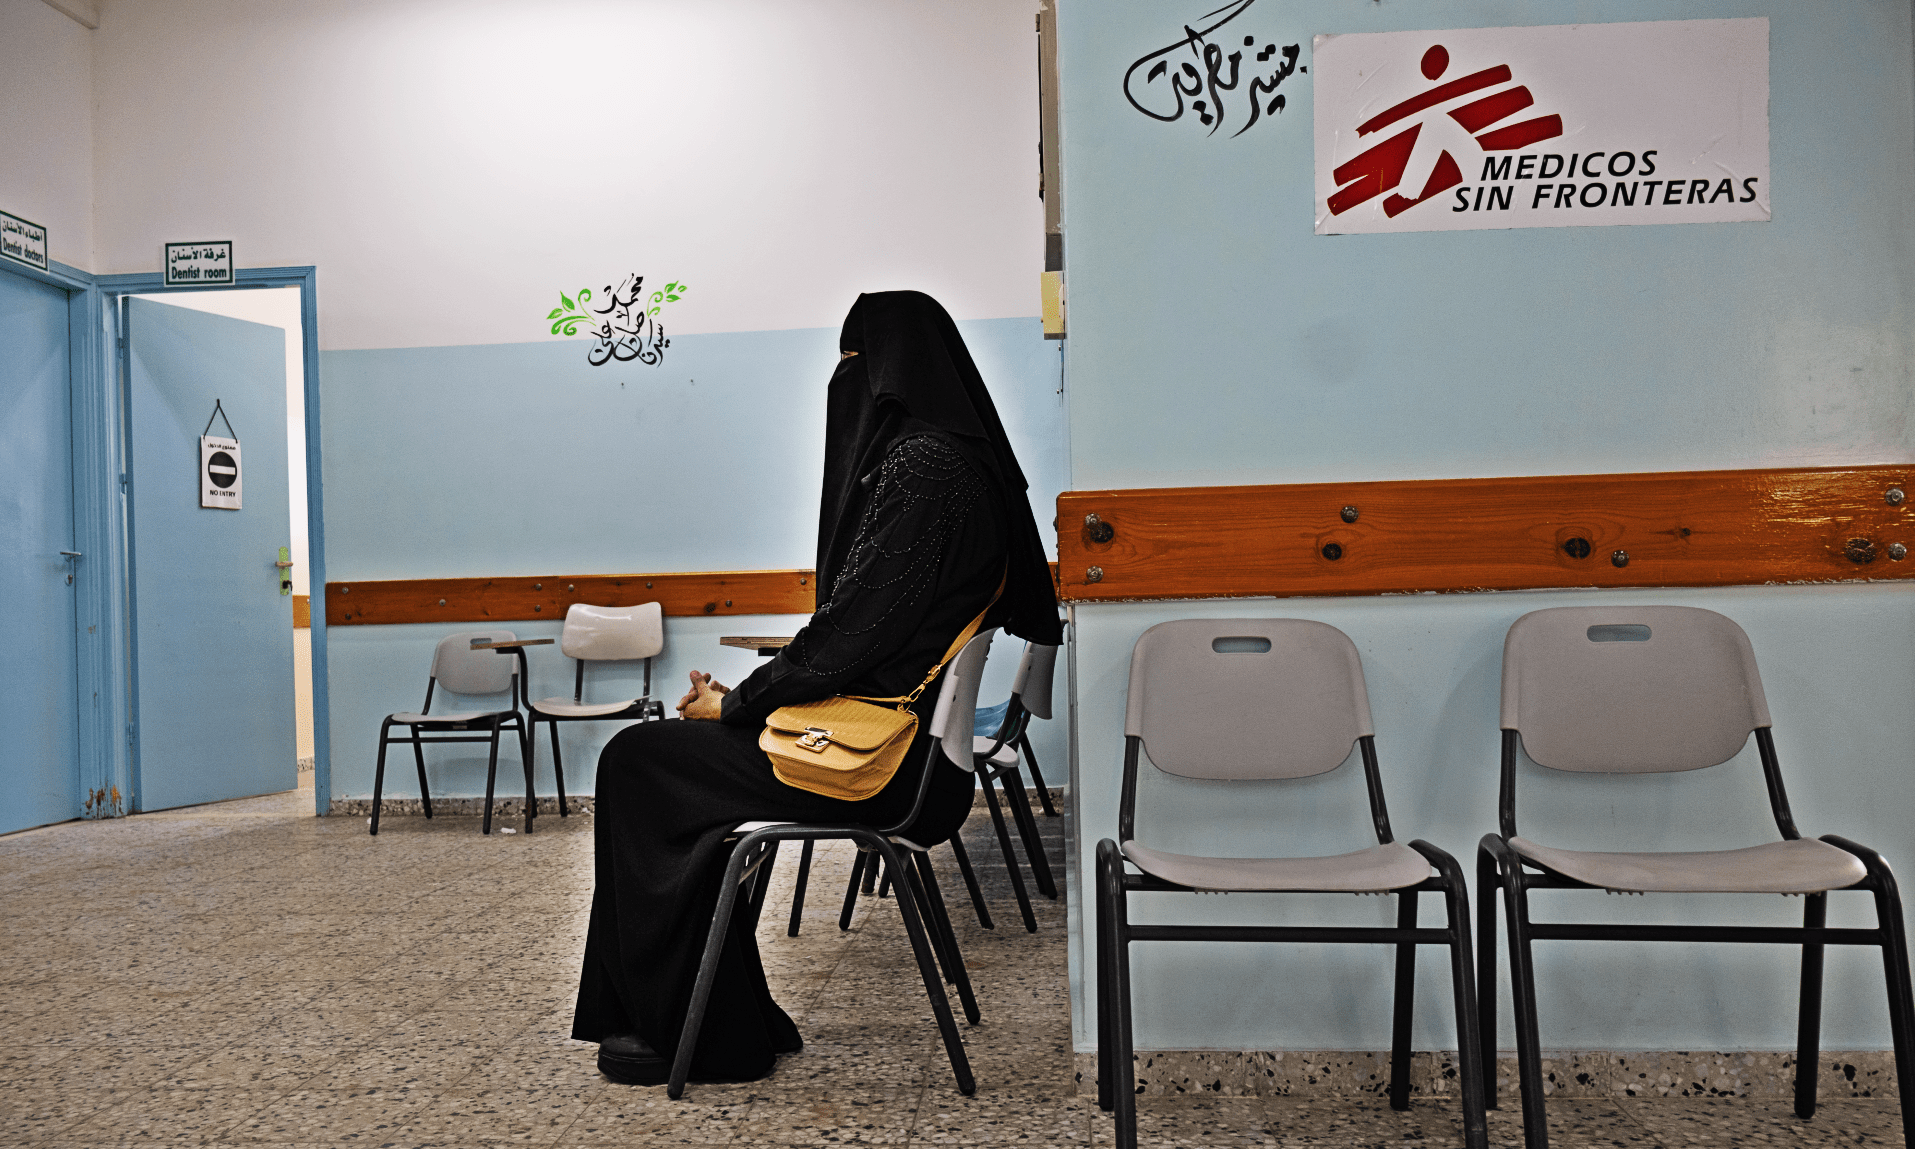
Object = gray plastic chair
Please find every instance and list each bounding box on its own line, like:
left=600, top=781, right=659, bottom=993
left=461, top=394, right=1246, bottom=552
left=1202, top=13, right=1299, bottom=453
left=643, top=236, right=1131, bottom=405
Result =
left=668, top=628, right=999, bottom=1100
left=1096, top=619, right=1487, bottom=1149
left=521, top=602, right=667, bottom=821
left=371, top=630, right=529, bottom=836
left=1478, top=605, right=1914, bottom=1149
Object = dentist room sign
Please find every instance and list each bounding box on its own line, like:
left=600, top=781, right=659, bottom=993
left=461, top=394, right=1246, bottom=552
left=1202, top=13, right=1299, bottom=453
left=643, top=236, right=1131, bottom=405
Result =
left=1313, top=18, right=1770, bottom=235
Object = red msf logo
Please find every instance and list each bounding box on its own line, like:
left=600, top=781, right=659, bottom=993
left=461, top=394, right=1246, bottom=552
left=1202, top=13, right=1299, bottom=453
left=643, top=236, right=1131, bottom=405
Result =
left=1328, top=44, right=1562, bottom=217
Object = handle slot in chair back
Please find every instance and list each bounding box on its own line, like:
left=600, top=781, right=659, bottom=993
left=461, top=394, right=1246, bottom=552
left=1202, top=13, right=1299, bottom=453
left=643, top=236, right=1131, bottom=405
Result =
left=1124, top=618, right=1373, bottom=780
left=1501, top=605, right=1771, bottom=773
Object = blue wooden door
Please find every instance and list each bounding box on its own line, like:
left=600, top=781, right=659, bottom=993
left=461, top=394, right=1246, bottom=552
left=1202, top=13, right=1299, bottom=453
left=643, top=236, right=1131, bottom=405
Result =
left=0, top=268, right=82, bottom=834
left=127, top=297, right=296, bottom=811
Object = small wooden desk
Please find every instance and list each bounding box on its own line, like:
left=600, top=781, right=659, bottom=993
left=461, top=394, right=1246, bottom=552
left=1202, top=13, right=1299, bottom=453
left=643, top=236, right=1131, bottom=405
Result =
left=720, top=636, right=793, bottom=657
left=469, top=637, right=555, bottom=651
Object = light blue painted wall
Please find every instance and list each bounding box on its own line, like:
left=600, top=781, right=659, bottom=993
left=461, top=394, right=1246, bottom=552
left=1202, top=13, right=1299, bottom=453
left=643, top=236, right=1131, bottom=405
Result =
left=321, top=318, right=1067, bottom=802
left=1056, top=0, right=1915, bottom=1052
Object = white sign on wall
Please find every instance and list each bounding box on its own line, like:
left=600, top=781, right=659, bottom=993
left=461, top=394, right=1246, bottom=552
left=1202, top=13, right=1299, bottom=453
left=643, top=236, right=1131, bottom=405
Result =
left=166, top=241, right=235, bottom=286
left=1, top=210, right=49, bottom=271
left=1313, top=19, right=1770, bottom=235
left=201, top=436, right=242, bottom=509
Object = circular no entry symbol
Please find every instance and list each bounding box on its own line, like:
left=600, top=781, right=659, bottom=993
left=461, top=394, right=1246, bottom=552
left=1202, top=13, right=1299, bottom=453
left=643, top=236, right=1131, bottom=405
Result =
left=207, top=451, right=238, bottom=488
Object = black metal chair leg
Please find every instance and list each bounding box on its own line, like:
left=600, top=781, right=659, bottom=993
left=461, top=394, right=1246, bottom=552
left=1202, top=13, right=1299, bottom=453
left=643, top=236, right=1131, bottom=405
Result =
left=1867, top=877, right=1915, bottom=1146
left=1475, top=841, right=1502, bottom=1109
left=742, top=841, right=781, bottom=934
left=787, top=839, right=814, bottom=938
left=981, top=774, right=1037, bottom=932
left=1389, top=888, right=1417, bottom=1110
left=912, top=850, right=981, bottom=1025
left=668, top=837, right=756, bottom=1099
left=1501, top=860, right=1550, bottom=1149
left=1019, top=733, right=1058, bottom=817
left=1002, top=772, right=1057, bottom=899
left=410, top=729, right=432, bottom=819
left=481, top=725, right=501, bottom=835
left=870, top=838, right=975, bottom=1096
left=518, top=721, right=536, bottom=833
left=1825, top=835, right=1915, bottom=1147
left=896, top=855, right=959, bottom=985
left=1095, top=840, right=1119, bottom=1113
left=863, top=851, right=880, bottom=895
left=1416, top=842, right=1489, bottom=1149
left=840, top=850, right=867, bottom=931
left=877, top=870, right=891, bottom=899
left=1109, top=852, right=1138, bottom=1149
left=550, top=718, right=569, bottom=817
left=1795, top=892, right=1827, bottom=1119
left=371, top=721, right=393, bottom=836
left=947, top=834, right=995, bottom=930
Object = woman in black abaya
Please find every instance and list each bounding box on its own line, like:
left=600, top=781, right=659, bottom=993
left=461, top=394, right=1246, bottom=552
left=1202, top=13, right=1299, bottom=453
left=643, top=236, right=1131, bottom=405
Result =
left=572, top=290, right=1062, bottom=1085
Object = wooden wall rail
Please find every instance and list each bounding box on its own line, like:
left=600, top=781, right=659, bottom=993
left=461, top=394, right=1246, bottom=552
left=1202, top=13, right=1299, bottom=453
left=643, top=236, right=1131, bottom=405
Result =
left=1055, top=466, right=1914, bottom=603
left=327, top=570, right=817, bottom=626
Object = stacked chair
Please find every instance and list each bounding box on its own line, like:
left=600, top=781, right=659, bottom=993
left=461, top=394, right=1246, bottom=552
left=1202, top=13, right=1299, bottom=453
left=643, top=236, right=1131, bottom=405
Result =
left=1477, top=605, right=1914, bottom=1148
left=1095, top=618, right=1488, bottom=1149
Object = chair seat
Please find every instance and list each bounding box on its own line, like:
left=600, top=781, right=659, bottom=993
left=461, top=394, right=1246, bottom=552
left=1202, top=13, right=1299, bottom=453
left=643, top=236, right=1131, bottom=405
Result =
left=1509, top=836, right=1868, bottom=894
left=972, top=736, right=1018, bottom=768
left=1121, top=840, right=1431, bottom=893
left=387, top=709, right=510, bottom=726
left=531, top=697, right=644, bottom=718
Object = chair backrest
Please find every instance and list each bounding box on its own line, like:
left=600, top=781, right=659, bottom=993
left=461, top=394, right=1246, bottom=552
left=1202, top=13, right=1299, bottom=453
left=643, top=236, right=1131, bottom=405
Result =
left=1501, top=605, right=1771, bottom=773
left=431, top=630, right=519, bottom=696
left=560, top=602, right=664, bottom=661
left=1011, top=642, right=1059, bottom=720
left=928, top=628, right=997, bottom=770
left=1125, top=618, right=1373, bottom=780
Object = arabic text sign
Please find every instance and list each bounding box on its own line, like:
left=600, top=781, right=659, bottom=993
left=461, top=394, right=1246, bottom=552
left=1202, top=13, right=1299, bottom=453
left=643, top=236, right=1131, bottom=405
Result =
left=1313, top=19, right=1769, bottom=235
left=201, top=436, right=242, bottom=510
left=165, top=241, right=235, bottom=286
left=1, top=210, right=49, bottom=271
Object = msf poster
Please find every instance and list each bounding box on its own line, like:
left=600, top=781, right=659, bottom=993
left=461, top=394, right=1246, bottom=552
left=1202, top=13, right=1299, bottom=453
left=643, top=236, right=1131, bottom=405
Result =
left=1314, top=19, right=1770, bottom=235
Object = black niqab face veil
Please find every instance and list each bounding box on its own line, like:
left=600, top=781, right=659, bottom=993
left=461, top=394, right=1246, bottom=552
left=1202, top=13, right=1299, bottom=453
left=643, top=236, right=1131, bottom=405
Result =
left=817, top=291, right=1063, bottom=646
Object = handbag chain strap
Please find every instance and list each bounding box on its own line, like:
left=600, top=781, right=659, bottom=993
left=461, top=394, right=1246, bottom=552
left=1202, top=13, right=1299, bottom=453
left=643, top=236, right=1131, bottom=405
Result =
left=847, top=568, right=1008, bottom=712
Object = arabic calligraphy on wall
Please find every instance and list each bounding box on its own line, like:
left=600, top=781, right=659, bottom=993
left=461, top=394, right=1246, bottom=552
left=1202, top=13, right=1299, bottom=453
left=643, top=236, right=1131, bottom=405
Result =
left=546, top=275, right=689, bottom=367
left=1123, top=0, right=1302, bottom=138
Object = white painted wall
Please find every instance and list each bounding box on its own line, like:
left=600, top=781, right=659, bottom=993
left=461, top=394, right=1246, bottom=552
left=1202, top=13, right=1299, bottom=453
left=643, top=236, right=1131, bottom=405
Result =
left=0, top=0, right=95, bottom=269
left=90, top=0, right=1045, bottom=347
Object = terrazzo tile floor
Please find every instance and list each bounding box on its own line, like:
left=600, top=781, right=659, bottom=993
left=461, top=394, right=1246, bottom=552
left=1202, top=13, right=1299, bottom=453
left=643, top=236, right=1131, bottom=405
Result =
left=2, top=779, right=1904, bottom=1146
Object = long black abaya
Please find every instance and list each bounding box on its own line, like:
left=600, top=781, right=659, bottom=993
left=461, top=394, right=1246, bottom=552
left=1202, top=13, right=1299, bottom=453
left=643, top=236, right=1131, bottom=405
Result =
left=571, top=293, right=1059, bottom=1083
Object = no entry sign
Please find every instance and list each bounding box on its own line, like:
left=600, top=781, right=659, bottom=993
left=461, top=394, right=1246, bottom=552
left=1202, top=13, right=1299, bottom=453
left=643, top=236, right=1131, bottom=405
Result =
left=201, top=435, right=242, bottom=510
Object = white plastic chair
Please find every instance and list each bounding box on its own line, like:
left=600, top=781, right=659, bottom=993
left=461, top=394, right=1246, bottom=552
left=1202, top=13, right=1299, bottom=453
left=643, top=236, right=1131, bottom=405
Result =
left=1096, top=619, right=1487, bottom=1149
left=371, top=630, right=529, bottom=836
left=1478, top=605, right=1914, bottom=1149
left=523, top=602, right=666, bottom=820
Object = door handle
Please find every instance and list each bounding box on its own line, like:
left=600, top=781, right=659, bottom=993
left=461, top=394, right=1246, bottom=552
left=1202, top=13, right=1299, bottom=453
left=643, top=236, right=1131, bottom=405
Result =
left=60, top=551, right=82, bottom=559
left=61, top=551, right=81, bottom=585
left=277, top=546, right=294, bottom=596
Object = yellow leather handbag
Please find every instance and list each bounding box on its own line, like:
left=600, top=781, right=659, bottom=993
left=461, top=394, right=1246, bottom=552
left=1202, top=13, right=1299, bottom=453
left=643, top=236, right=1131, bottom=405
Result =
left=761, top=580, right=1000, bottom=801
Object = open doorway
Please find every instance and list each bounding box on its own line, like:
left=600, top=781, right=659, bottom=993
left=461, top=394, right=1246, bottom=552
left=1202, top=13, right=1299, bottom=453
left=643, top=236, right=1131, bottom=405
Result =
left=128, top=287, right=312, bottom=797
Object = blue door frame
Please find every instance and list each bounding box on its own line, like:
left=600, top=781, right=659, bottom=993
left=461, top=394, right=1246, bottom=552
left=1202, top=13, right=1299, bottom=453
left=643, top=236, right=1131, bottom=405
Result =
left=63, top=265, right=334, bottom=818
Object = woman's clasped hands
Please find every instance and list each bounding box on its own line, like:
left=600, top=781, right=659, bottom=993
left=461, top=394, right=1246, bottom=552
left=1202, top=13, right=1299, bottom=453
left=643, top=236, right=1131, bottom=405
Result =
left=676, top=670, right=730, bottom=721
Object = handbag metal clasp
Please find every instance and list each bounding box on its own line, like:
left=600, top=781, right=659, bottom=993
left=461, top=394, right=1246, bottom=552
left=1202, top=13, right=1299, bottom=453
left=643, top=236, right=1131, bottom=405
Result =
left=797, top=727, right=833, bottom=752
